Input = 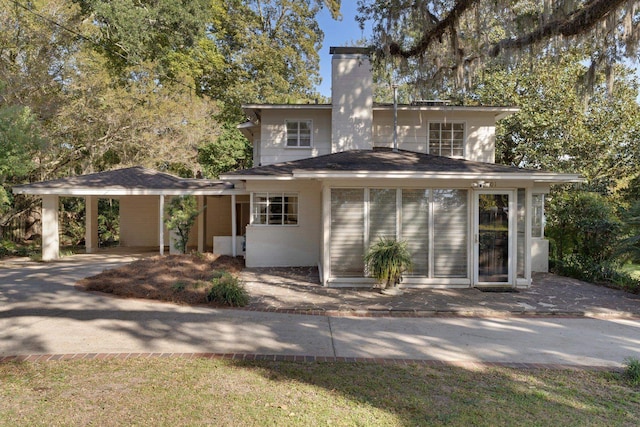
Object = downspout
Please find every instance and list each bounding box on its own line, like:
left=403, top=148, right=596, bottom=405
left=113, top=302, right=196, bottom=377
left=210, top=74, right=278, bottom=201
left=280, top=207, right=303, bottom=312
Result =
left=392, top=84, right=398, bottom=152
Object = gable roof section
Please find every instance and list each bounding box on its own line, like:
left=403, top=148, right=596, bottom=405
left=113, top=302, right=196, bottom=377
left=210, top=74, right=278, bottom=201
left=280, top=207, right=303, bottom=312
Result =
left=221, top=148, right=583, bottom=183
left=13, top=167, right=237, bottom=196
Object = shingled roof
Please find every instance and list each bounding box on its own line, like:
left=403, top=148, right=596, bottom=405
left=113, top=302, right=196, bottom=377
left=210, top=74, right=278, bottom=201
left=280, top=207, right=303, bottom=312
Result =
left=222, top=148, right=581, bottom=182
left=13, top=167, right=235, bottom=196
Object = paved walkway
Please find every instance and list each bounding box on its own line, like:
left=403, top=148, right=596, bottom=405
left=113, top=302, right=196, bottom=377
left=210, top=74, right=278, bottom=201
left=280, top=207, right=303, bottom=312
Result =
left=1, top=254, right=639, bottom=368
left=240, top=267, right=640, bottom=318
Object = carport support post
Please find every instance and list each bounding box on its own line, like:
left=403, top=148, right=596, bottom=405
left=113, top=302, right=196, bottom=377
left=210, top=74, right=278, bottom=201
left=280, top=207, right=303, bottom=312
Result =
left=85, top=195, right=99, bottom=253
left=159, top=195, right=165, bottom=255
left=197, top=195, right=205, bottom=253
left=42, top=195, right=60, bottom=261
left=231, top=194, right=237, bottom=257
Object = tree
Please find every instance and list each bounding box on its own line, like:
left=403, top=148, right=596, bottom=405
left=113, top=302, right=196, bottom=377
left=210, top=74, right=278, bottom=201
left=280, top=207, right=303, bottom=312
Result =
left=356, top=1, right=640, bottom=94
left=165, top=195, right=201, bottom=254
left=469, top=54, right=640, bottom=191
left=0, top=102, right=43, bottom=224
left=170, top=0, right=326, bottom=120
left=198, top=123, right=252, bottom=178
left=547, top=191, right=622, bottom=263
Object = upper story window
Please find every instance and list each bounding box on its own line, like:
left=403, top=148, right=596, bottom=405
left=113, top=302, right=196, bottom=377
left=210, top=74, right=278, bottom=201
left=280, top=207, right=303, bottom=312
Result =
left=253, top=193, right=298, bottom=225
left=286, top=120, right=312, bottom=147
left=428, top=122, right=464, bottom=157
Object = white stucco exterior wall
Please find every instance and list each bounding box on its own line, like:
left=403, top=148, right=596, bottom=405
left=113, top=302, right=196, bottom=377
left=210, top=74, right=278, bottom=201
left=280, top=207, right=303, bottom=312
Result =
left=331, top=51, right=373, bottom=152
left=258, top=109, right=332, bottom=166
left=119, top=196, right=162, bottom=247
left=372, top=110, right=498, bottom=163
left=244, top=180, right=322, bottom=267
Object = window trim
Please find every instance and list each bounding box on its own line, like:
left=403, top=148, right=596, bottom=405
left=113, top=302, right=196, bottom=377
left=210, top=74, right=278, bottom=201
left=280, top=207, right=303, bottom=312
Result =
left=531, top=193, right=545, bottom=238
left=427, top=121, right=466, bottom=158
left=285, top=119, right=313, bottom=148
left=251, top=192, right=299, bottom=226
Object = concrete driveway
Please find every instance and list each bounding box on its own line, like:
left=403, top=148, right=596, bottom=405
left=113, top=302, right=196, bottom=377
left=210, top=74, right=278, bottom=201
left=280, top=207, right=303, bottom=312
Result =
left=1, top=255, right=639, bottom=367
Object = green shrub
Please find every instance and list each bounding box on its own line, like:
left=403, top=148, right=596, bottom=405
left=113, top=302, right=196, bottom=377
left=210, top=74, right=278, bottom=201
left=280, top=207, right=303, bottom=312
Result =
left=171, top=282, right=186, bottom=292
left=0, top=239, right=38, bottom=259
left=210, top=270, right=226, bottom=279
left=364, top=237, right=413, bottom=289
left=551, top=255, right=640, bottom=293
left=624, top=357, right=640, bottom=386
left=206, top=272, right=249, bottom=307
left=164, top=195, right=202, bottom=254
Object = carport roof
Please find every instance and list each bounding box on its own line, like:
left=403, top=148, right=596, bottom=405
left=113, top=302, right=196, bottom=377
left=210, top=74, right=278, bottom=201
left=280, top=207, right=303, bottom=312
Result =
left=13, top=167, right=239, bottom=196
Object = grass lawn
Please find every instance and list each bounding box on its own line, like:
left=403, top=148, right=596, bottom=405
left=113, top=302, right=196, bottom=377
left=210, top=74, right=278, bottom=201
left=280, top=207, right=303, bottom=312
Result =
left=1, top=359, right=639, bottom=426
left=621, top=263, right=640, bottom=281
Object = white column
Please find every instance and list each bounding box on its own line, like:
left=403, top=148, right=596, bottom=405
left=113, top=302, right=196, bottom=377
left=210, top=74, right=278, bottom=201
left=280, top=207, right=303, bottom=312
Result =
left=231, top=194, right=237, bottom=257
left=159, top=195, right=165, bottom=255
left=85, top=195, right=99, bottom=253
left=197, top=195, right=205, bottom=253
left=41, top=195, right=60, bottom=261
left=321, top=185, right=331, bottom=286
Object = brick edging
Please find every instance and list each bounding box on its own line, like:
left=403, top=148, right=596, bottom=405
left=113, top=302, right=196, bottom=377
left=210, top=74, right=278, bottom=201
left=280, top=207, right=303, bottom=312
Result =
left=0, top=352, right=621, bottom=371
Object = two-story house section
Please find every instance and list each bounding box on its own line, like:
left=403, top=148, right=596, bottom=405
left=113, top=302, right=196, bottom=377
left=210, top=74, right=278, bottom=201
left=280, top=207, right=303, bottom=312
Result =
left=15, top=46, right=581, bottom=289
left=225, top=47, right=582, bottom=288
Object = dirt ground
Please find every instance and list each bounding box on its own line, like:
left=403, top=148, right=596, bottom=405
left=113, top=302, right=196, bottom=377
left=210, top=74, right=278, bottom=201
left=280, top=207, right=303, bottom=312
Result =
left=76, top=253, right=244, bottom=306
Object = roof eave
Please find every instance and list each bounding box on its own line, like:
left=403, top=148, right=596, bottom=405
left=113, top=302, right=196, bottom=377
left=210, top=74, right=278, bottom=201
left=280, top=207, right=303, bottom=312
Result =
left=221, top=170, right=584, bottom=182
left=12, top=187, right=244, bottom=196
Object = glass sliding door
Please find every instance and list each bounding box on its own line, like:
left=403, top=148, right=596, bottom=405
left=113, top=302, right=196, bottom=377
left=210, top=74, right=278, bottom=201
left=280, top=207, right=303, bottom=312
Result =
left=476, top=192, right=512, bottom=284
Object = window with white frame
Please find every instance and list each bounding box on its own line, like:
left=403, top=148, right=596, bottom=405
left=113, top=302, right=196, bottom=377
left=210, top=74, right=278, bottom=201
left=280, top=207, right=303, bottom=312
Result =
left=428, top=122, right=464, bottom=157
left=286, top=120, right=312, bottom=147
left=252, top=193, right=298, bottom=225
left=532, top=194, right=545, bottom=238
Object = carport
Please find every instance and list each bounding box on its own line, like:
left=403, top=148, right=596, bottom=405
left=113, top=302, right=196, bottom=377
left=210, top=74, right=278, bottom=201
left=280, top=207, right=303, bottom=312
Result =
left=12, top=167, right=247, bottom=260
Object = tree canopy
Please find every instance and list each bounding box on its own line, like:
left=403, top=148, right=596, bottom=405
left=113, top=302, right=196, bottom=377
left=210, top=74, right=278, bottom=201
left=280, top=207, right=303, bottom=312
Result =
left=357, top=0, right=640, bottom=95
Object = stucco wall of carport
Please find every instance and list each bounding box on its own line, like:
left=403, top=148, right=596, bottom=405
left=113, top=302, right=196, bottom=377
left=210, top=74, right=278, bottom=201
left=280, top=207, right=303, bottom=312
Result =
left=119, top=196, right=166, bottom=247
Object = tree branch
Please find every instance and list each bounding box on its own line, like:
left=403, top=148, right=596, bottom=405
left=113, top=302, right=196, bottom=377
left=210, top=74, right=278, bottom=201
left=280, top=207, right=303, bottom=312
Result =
left=389, top=0, right=479, bottom=58
left=490, top=0, right=628, bottom=57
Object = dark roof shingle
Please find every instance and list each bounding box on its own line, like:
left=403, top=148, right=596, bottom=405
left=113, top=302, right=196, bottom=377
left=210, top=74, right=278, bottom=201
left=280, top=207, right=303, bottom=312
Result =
left=223, top=148, right=547, bottom=177
left=14, top=167, right=233, bottom=193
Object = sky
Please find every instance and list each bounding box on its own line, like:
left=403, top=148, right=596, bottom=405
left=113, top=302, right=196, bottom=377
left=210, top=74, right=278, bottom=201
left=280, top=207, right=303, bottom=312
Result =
left=316, top=3, right=370, bottom=98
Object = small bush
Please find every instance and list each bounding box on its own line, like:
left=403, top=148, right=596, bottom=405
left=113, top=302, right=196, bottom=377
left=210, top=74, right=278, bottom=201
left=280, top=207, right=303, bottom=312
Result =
left=210, top=270, right=226, bottom=279
left=207, top=272, right=249, bottom=307
left=171, top=282, right=186, bottom=292
left=191, top=281, right=207, bottom=289
left=624, top=357, right=640, bottom=386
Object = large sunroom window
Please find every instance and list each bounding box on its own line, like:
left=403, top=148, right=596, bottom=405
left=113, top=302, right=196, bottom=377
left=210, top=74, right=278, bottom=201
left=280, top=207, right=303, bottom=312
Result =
left=329, top=188, right=468, bottom=279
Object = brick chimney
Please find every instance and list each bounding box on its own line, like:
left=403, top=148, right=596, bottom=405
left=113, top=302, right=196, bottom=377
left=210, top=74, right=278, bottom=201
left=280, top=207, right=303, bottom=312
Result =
left=330, top=47, right=373, bottom=152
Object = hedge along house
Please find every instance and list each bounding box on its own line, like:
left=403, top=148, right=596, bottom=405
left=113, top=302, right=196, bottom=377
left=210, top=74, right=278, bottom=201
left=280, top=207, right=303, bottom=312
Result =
left=222, top=47, right=582, bottom=288
left=14, top=47, right=581, bottom=288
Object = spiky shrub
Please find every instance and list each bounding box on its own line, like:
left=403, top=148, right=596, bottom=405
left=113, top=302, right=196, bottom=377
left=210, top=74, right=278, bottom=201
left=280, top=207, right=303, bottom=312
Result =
left=207, top=271, right=249, bottom=307
left=364, top=237, right=413, bottom=289
left=624, top=357, right=640, bottom=386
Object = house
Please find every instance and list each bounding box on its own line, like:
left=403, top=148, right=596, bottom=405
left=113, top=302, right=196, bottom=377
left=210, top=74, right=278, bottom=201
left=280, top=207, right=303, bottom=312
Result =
left=13, top=47, right=581, bottom=288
